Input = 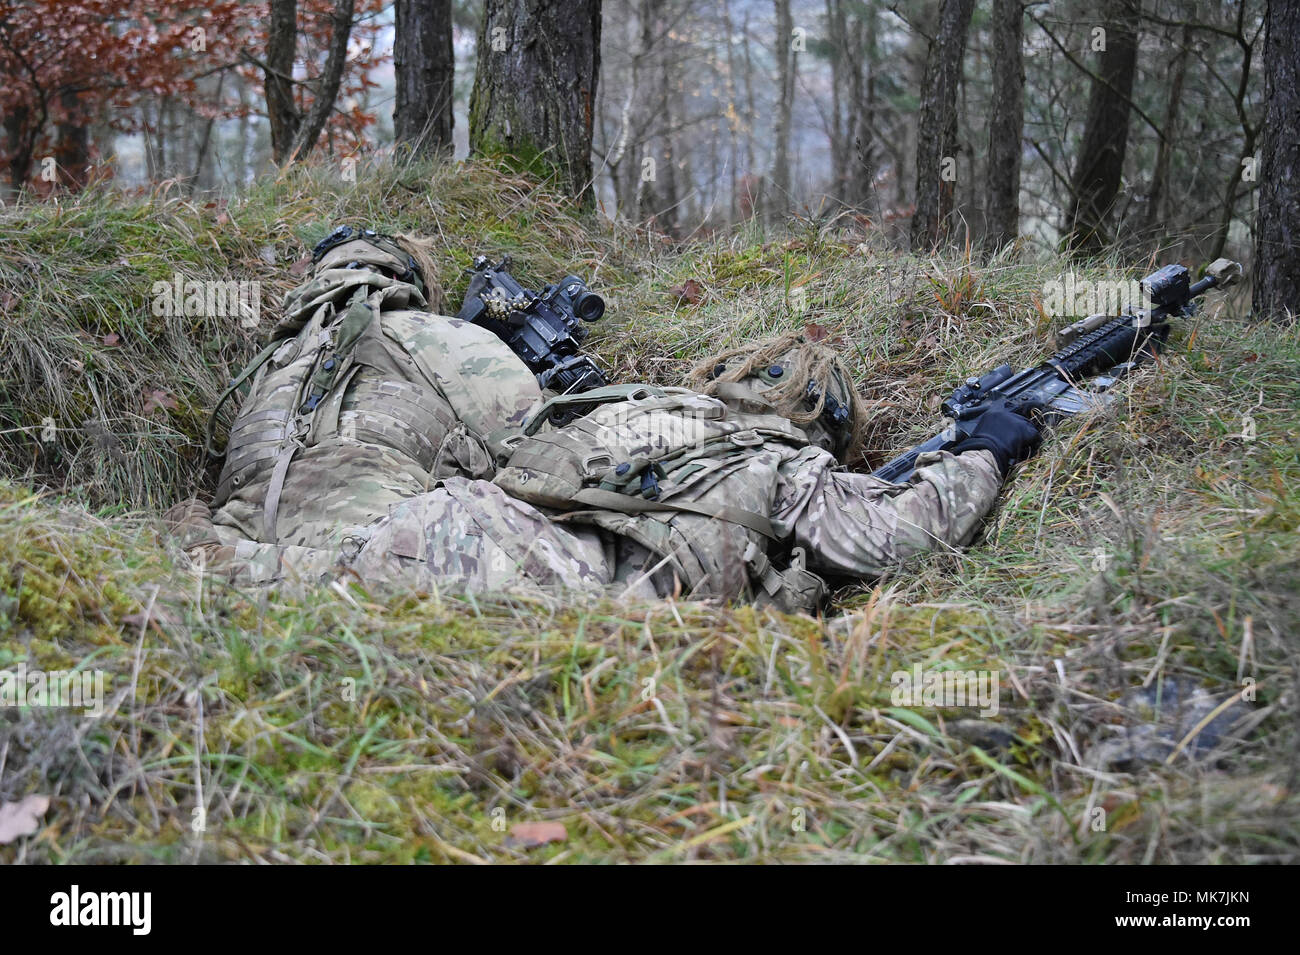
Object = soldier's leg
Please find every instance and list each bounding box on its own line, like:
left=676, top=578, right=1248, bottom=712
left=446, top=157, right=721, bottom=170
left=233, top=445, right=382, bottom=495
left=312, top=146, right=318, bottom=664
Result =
left=347, top=477, right=611, bottom=595
left=163, top=498, right=341, bottom=586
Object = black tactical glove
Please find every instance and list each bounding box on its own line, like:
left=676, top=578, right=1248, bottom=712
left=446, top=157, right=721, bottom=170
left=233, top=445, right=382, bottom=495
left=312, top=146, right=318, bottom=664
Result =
left=950, top=406, right=1041, bottom=477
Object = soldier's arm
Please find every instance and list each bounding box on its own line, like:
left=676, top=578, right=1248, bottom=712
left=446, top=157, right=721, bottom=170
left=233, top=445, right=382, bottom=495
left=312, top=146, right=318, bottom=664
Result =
left=774, top=446, right=1004, bottom=578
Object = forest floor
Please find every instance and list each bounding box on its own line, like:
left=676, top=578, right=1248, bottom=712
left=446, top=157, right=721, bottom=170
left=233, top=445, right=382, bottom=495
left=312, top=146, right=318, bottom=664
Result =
left=0, top=159, right=1297, bottom=863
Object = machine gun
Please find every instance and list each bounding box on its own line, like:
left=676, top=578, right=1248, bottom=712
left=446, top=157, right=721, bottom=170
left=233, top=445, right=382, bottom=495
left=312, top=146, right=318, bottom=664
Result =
left=872, top=258, right=1242, bottom=483
left=457, top=255, right=611, bottom=409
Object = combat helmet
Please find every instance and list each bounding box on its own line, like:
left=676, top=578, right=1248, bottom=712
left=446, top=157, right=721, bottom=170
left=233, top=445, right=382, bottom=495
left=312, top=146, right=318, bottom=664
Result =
left=689, top=331, right=866, bottom=462
left=309, top=225, right=439, bottom=304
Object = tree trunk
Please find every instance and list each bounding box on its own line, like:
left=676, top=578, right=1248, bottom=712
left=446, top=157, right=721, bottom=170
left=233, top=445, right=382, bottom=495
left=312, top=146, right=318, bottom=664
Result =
left=265, top=0, right=300, bottom=164
left=983, top=0, right=1024, bottom=251
left=1142, top=25, right=1188, bottom=239
left=157, top=97, right=171, bottom=178
left=741, top=8, right=757, bottom=177
left=826, top=0, right=847, bottom=199
left=641, top=17, right=680, bottom=235
left=53, top=89, right=90, bottom=188
left=909, top=0, right=975, bottom=252
left=288, top=0, right=355, bottom=161
left=394, top=0, right=455, bottom=154
left=846, top=9, right=879, bottom=212
left=604, top=1, right=639, bottom=219
left=237, top=73, right=255, bottom=183
left=770, top=0, right=796, bottom=217
left=826, top=0, right=875, bottom=210
left=659, top=60, right=681, bottom=234
left=5, top=104, right=32, bottom=191
left=1064, top=0, right=1138, bottom=257
left=1253, top=0, right=1300, bottom=321
left=721, top=0, right=742, bottom=219
left=623, top=0, right=660, bottom=222
left=190, top=74, right=226, bottom=193
left=1209, top=6, right=1257, bottom=263
left=469, top=0, right=603, bottom=205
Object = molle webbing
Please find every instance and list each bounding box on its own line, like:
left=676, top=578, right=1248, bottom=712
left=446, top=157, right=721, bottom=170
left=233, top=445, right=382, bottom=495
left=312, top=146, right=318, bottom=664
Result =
left=205, top=338, right=283, bottom=457
left=340, top=378, right=455, bottom=469
left=497, top=394, right=812, bottom=537
left=258, top=292, right=375, bottom=542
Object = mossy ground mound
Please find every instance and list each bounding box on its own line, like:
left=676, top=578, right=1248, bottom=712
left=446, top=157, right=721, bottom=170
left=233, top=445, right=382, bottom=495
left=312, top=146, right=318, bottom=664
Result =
left=1, top=158, right=1297, bottom=863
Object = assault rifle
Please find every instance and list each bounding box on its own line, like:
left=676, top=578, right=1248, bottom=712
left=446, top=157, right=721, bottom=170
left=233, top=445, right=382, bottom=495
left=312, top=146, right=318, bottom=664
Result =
left=457, top=255, right=610, bottom=404
left=872, top=258, right=1242, bottom=483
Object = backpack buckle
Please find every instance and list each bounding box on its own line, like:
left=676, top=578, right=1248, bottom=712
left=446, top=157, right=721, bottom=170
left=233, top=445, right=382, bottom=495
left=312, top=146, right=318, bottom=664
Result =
left=639, top=469, right=662, bottom=500
left=582, top=453, right=615, bottom=474
left=729, top=430, right=763, bottom=447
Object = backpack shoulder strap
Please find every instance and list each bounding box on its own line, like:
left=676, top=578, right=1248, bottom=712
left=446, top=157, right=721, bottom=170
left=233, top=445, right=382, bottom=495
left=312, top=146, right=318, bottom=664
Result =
left=522, top=384, right=679, bottom=436
left=204, top=338, right=283, bottom=457
left=566, top=487, right=779, bottom=540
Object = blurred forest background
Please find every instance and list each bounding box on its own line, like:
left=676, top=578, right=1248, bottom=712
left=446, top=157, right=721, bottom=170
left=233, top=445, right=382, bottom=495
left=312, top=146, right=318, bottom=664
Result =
left=1, top=0, right=1295, bottom=315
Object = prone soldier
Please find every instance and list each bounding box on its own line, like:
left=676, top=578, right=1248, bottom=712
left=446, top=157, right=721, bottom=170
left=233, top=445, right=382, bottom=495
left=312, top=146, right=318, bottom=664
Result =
left=170, top=231, right=1040, bottom=609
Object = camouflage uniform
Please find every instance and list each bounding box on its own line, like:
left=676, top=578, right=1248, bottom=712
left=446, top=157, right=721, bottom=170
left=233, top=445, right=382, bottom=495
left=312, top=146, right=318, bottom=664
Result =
left=171, top=235, right=544, bottom=583
left=173, top=250, right=1005, bottom=606
left=343, top=390, right=1003, bottom=609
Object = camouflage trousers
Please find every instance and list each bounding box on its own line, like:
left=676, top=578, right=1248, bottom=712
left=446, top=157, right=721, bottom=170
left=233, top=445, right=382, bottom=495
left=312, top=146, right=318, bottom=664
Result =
left=346, top=477, right=618, bottom=595
left=163, top=498, right=341, bottom=587
left=166, top=479, right=644, bottom=598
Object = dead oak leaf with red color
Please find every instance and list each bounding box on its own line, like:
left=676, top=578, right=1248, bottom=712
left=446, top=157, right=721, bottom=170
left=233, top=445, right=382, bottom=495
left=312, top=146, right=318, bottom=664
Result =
left=668, top=279, right=706, bottom=307
left=804, top=321, right=847, bottom=346
left=803, top=321, right=830, bottom=343
left=143, top=389, right=179, bottom=417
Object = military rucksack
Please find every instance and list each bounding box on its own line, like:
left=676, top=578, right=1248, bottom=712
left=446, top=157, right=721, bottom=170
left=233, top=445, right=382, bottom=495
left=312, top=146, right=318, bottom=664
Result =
left=205, top=234, right=458, bottom=543
left=492, top=386, right=829, bottom=611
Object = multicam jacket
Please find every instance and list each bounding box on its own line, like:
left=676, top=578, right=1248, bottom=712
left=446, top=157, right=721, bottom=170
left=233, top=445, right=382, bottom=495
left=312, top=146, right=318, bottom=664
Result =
left=339, top=391, right=1004, bottom=611
left=206, top=237, right=543, bottom=552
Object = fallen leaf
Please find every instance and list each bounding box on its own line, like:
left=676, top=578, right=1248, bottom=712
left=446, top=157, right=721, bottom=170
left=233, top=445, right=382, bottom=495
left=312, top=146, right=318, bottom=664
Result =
left=290, top=255, right=312, bottom=276
left=142, top=388, right=179, bottom=416
left=0, top=794, right=50, bottom=844
left=668, top=278, right=705, bottom=306
left=259, top=244, right=277, bottom=265
left=803, top=321, right=830, bottom=343
left=507, top=821, right=567, bottom=849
